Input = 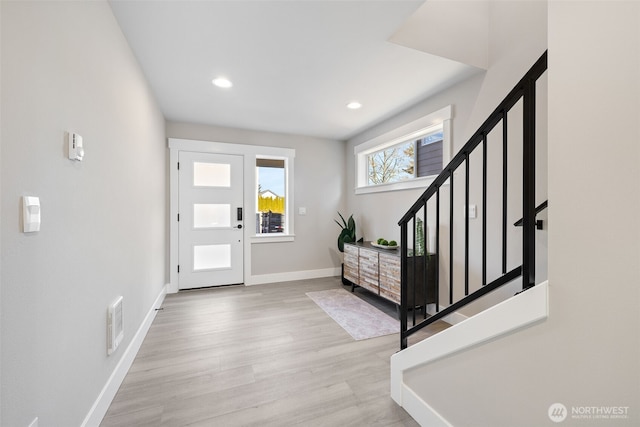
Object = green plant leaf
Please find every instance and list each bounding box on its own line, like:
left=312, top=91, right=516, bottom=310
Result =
left=336, top=212, right=347, bottom=228
left=338, top=228, right=351, bottom=241
left=335, top=212, right=357, bottom=252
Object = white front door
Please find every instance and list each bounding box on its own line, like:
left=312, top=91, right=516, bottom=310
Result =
left=178, top=151, right=244, bottom=289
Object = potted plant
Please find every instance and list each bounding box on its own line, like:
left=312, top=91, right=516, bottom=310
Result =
left=335, top=212, right=356, bottom=253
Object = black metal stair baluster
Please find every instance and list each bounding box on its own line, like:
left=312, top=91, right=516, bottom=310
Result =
left=449, top=170, right=454, bottom=305
left=423, top=204, right=428, bottom=319
left=522, top=77, right=537, bottom=289
left=400, top=221, right=408, bottom=350
left=412, top=215, right=417, bottom=327
left=482, top=133, right=487, bottom=286
left=435, top=188, right=440, bottom=313
left=465, top=152, right=469, bottom=296
left=502, top=111, right=508, bottom=274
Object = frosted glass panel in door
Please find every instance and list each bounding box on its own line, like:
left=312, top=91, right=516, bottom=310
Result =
left=193, top=162, right=231, bottom=187
left=193, top=244, right=231, bottom=271
left=193, top=204, right=230, bottom=228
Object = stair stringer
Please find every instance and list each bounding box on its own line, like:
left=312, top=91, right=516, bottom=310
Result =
left=390, top=281, right=549, bottom=426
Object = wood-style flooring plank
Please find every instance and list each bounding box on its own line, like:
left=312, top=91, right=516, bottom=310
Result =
left=101, top=277, right=443, bottom=426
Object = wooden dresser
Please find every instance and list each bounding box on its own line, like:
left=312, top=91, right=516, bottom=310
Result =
left=344, top=241, right=436, bottom=307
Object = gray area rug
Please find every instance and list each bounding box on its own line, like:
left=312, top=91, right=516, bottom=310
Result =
left=306, top=288, right=399, bottom=340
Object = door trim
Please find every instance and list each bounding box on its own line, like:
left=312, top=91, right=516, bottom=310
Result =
left=168, top=138, right=295, bottom=294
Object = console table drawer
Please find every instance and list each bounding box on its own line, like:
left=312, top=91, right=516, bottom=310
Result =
left=379, top=252, right=401, bottom=304
left=358, top=248, right=379, bottom=294
left=343, top=244, right=359, bottom=283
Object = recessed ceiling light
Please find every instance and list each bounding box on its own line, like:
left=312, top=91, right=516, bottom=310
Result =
left=347, top=101, right=362, bottom=110
left=212, top=77, right=233, bottom=88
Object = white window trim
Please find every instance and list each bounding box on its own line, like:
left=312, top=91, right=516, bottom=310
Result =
left=251, top=234, right=295, bottom=244
left=254, top=154, right=294, bottom=242
left=167, top=138, right=295, bottom=293
left=354, top=105, right=452, bottom=195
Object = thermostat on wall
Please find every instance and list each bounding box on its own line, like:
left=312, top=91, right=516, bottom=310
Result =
left=68, top=132, right=84, bottom=161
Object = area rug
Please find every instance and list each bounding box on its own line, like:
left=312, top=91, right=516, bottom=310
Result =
left=306, top=288, right=399, bottom=340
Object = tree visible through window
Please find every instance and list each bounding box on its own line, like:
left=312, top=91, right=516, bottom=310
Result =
left=366, top=127, right=443, bottom=186
left=367, top=141, right=414, bottom=185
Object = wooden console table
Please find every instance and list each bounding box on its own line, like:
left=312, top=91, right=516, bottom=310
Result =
left=343, top=241, right=436, bottom=307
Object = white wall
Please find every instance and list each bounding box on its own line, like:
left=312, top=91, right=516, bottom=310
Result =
left=404, top=2, right=640, bottom=426
left=166, top=121, right=346, bottom=278
left=346, top=0, right=548, bottom=314
left=1, top=2, right=166, bottom=426
left=390, top=0, right=490, bottom=70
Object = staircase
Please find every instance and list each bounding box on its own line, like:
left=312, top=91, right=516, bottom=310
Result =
left=397, top=51, right=548, bottom=350
left=390, top=50, right=550, bottom=426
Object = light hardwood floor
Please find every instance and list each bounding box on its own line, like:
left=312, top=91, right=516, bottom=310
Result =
left=101, top=277, right=448, bottom=426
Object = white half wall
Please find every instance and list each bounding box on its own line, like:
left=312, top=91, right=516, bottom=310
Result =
left=391, top=282, right=549, bottom=418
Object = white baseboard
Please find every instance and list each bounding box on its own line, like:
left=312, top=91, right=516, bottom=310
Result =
left=246, top=267, right=340, bottom=285
left=391, top=281, right=549, bottom=410
left=81, top=284, right=167, bottom=427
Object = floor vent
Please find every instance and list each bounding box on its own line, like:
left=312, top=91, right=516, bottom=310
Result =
left=107, top=296, right=124, bottom=355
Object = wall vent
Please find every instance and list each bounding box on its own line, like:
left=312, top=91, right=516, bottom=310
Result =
left=107, top=296, right=124, bottom=355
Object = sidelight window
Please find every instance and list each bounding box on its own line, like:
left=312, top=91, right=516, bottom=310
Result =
left=256, top=158, right=288, bottom=235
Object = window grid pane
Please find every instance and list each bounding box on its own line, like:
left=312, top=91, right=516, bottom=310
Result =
left=417, top=140, right=443, bottom=177
left=365, top=125, right=444, bottom=187
left=256, top=159, right=286, bottom=234
left=367, top=140, right=414, bottom=185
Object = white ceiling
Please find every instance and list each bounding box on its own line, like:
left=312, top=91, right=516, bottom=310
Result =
left=109, top=0, right=482, bottom=141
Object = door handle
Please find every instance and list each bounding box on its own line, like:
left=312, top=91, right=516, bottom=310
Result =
left=237, top=224, right=243, bottom=229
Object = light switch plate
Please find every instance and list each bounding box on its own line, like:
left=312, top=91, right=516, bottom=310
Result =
left=23, top=196, right=41, bottom=233
left=465, top=204, right=477, bottom=219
